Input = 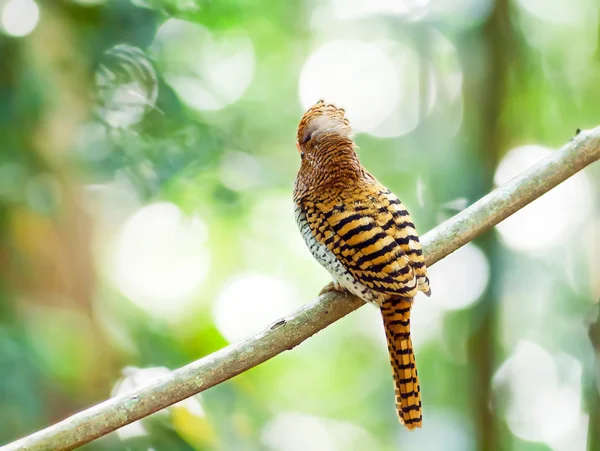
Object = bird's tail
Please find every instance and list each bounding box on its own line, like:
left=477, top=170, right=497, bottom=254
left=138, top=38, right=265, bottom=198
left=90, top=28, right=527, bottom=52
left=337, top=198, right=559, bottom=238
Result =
left=381, top=298, right=422, bottom=430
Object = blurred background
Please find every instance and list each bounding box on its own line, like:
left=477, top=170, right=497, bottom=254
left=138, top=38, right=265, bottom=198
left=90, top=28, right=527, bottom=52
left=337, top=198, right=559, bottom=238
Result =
left=0, top=0, right=599, bottom=450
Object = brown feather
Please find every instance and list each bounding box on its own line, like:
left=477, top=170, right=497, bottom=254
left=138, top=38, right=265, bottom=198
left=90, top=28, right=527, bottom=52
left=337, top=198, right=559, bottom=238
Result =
left=381, top=298, right=422, bottom=429
left=294, top=101, right=430, bottom=429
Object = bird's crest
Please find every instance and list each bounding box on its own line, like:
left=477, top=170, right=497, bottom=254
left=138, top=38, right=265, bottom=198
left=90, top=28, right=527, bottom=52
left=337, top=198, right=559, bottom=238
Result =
left=297, top=100, right=353, bottom=146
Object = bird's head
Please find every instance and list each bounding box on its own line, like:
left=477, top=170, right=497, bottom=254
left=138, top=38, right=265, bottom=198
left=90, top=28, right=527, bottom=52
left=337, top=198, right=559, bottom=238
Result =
left=296, top=100, right=352, bottom=152
left=294, top=101, right=364, bottom=199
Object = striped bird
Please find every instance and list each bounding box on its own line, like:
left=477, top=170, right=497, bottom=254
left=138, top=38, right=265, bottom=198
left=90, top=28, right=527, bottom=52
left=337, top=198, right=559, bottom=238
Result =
left=293, top=100, right=431, bottom=429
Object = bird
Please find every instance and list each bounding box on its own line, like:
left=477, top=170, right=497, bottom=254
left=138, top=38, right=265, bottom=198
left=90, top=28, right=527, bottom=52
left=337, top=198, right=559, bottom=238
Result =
left=293, top=100, right=431, bottom=430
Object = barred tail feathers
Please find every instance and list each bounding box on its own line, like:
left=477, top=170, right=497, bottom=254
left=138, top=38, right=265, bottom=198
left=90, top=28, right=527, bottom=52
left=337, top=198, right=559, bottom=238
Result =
left=381, top=298, right=422, bottom=430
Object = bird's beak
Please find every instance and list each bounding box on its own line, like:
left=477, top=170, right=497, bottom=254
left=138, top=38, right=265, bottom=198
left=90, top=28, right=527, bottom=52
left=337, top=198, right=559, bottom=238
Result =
left=296, top=142, right=302, bottom=154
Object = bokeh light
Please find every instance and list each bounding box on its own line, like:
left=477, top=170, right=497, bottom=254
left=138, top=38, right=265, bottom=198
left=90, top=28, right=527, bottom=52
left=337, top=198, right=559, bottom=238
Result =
left=493, top=340, right=588, bottom=450
left=94, top=45, right=159, bottom=128
left=299, top=40, right=401, bottom=134
left=109, top=202, right=209, bottom=319
left=329, top=0, right=430, bottom=21
left=399, top=410, right=474, bottom=450
left=151, top=19, right=255, bottom=112
left=422, top=29, right=464, bottom=134
left=577, top=219, right=600, bottom=300
left=423, top=0, right=494, bottom=29
left=76, top=122, right=111, bottom=162
left=369, top=31, right=464, bottom=138
left=70, top=0, right=104, bottom=5
left=426, top=242, right=490, bottom=311
left=83, top=181, right=141, bottom=239
left=299, top=30, right=463, bottom=138
left=410, top=297, right=444, bottom=348
left=213, top=274, right=297, bottom=343
left=218, top=150, right=262, bottom=192
left=494, top=145, right=592, bottom=251
left=261, top=412, right=378, bottom=451
left=514, top=0, right=595, bottom=25
left=513, top=0, right=598, bottom=84
left=410, top=243, right=489, bottom=349
left=498, top=265, right=554, bottom=351
left=243, top=193, right=328, bottom=300
left=1, top=0, right=39, bottom=37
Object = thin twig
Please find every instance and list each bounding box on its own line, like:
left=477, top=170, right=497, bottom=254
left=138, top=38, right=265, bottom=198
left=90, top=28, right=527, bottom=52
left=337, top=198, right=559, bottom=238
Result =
left=3, top=127, right=600, bottom=451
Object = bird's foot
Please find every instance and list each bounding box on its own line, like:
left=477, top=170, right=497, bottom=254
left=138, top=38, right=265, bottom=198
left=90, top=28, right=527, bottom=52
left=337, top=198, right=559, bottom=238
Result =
left=319, top=281, right=346, bottom=296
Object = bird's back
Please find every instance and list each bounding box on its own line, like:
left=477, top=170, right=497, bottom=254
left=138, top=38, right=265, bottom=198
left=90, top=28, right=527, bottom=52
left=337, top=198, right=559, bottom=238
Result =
left=296, top=174, right=430, bottom=303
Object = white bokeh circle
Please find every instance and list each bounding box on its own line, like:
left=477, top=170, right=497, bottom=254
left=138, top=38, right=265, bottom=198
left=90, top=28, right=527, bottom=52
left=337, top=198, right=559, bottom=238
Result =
left=152, top=19, right=255, bottom=112
left=261, top=412, right=378, bottom=451
left=1, top=0, right=39, bottom=37
left=492, top=340, right=587, bottom=449
left=109, top=202, right=209, bottom=319
left=299, top=33, right=463, bottom=138
left=299, top=40, right=400, bottom=134
left=426, top=242, right=490, bottom=311
left=494, top=145, right=592, bottom=252
left=329, top=0, right=430, bottom=21
left=213, top=274, right=296, bottom=343
left=514, top=0, right=594, bottom=25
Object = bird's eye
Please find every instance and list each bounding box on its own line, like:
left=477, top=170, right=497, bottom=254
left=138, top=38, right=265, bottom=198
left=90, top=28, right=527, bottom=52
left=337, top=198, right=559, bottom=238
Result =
left=300, top=151, right=305, bottom=160
left=301, top=128, right=313, bottom=145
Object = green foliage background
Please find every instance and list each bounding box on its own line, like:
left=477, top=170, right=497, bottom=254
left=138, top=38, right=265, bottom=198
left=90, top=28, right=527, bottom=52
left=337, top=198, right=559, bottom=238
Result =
left=0, top=0, right=599, bottom=450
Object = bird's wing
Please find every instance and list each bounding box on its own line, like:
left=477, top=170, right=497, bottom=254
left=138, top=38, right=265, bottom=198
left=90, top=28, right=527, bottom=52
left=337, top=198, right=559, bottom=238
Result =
left=303, top=184, right=424, bottom=297
left=381, top=188, right=430, bottom=294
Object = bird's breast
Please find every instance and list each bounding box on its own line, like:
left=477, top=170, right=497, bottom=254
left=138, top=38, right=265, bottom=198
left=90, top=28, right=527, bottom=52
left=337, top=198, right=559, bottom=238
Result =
left=294, top=204, right=384, bottom=305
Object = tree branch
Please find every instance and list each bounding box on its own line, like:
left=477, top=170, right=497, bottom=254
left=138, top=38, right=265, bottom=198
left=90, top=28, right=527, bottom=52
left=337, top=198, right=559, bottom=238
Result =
left=3, top=127, right=600, bottom=451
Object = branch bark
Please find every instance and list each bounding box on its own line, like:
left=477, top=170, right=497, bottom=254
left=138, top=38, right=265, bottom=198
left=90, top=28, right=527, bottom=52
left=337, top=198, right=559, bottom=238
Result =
left=3, top=127, right=600, bottom=451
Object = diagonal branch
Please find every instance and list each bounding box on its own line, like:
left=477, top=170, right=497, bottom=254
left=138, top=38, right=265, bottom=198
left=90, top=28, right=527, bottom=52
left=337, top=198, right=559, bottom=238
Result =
left=3, top=127, right=600, bottom=451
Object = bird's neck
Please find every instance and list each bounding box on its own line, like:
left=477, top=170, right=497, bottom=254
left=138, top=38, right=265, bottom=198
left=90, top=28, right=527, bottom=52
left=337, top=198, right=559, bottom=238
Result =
left=294, top=138, right=365, bottom=202
left=320, top=147, right=363, bottom=184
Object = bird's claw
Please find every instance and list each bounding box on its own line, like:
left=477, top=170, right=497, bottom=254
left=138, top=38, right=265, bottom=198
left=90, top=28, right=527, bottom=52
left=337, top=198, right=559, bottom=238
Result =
left=319, top=281, right=346, bottom=296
